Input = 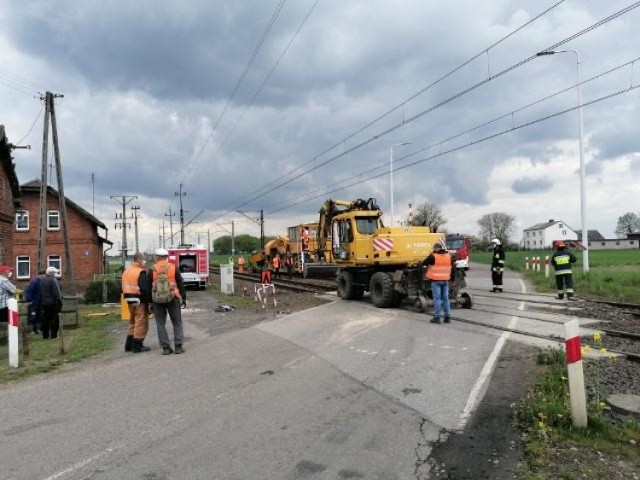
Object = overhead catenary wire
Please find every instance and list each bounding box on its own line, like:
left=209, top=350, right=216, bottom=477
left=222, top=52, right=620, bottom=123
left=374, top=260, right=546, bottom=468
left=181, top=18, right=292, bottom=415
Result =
left=211, top=0, right=567, bottom=214
left=181, top=0, right=288, bottom=183
left=262, top=55, right=640, bottom=212
left=267, top=83, right=640, bottom=214
left=213, top=1, right=640, bottom=219
left=183, top=0, right=320, bottom=186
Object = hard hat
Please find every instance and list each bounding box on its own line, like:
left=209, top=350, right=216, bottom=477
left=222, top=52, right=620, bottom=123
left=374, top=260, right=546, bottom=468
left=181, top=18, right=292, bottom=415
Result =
left=154, top=248, right=169, bottom=256
left=46, top=266, right=59, bottom=275
left=556, top=240, right=566, bottom=249
left=491, top=238, right=501, bottom=245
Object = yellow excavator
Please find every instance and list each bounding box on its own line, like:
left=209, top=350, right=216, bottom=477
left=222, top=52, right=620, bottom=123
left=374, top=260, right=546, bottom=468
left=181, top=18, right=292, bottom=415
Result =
left=306, top=198, right=472, bottom=309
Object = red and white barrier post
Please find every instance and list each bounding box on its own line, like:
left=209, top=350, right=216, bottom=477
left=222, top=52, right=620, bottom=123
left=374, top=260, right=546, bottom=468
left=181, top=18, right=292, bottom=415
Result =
left=7, top=298, right=19, bottom=368
left=525, top=256, right=529, bottom=270
left=536, top=256, right=541, bottom=273
left=544, top=255, right=550, bottom=278
left=564, top=319, right=587, bottom=427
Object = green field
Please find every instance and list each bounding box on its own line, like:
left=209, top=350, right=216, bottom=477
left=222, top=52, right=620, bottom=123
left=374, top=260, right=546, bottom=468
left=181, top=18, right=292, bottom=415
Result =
left=473, top=249, right=640, bottom=303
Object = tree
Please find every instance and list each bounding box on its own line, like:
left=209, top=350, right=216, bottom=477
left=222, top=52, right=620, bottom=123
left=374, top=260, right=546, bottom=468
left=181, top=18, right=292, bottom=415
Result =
left=412, top=202, right=446, bottom=232
left=477, top=212, right=516, bottom=245
left=213, top=235, right=232, bottom=255
left=614, top=212, right=640, bottom=238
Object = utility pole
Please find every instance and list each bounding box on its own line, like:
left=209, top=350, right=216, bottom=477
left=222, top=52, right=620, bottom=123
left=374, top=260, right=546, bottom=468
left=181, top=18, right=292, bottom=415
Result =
left=232, top=220, right=235, bottom=256
left=131, top=205, right=141, bottom=253
left=161, top=221, right=167, bottom=248
left=260, top=209, right=264, bottom=250
left=91, top=173, right=95, bottom=215
left=165, top=206, right=176, bottom=246
left=175, top=183, right=187, bottom=245
left=158, top=224, right=162, bottom=249
left=110, top=195, right=137, bottom=269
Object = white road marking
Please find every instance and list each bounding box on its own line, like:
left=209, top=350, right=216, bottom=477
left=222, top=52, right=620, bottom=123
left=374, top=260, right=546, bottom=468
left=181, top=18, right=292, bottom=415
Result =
left=41, top=446, right=119, bottom=480
left=457, top=277, right=527, bottom=429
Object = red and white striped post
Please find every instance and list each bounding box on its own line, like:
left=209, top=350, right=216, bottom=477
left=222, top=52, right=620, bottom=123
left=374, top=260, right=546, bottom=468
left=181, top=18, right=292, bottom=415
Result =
left=7, top=298, right=19, bottom=368
left=564, top=319, right=587, bottom=427
left=525, top=256, right=529, bottom=270
left=536, top=256, right=541, bottom=273
left=544, top=255, right=550, bottom=278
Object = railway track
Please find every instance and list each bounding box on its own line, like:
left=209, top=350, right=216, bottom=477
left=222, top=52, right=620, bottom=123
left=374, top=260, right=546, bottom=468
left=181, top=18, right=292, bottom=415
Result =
left=209, top=266, right=335, bottom=294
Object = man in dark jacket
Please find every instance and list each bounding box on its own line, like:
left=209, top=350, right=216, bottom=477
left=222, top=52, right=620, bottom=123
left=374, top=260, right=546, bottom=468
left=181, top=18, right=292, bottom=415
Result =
left=24, top=270, right=45, bottom=334
left=40, top=267, right=62, bottom=339
left=490, top=239, right=505, bottom=292
left=551, top=241, right=577, bottom=299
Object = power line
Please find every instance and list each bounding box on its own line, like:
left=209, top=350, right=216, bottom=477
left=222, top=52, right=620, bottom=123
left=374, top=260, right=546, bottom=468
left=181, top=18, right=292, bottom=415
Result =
left=211, top=0, right=567, bottom=213
left=0, top=67, right=46, bottom=91
left=0, top=77, right=38, bottom=96
left=219, top=1, right=640, bottom=214
left=268, top=83, right=640, bottom=214
left=15, top=102, right=45, bottom=145
left=183, top=0, right=320, bottom=185
left=181, top=0, right=288, bottom=183
left=262, top=55, right=640, bottom=212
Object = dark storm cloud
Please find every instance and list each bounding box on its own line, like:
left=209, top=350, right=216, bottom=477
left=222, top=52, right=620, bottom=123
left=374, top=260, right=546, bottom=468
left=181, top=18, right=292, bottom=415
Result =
left=512, top=176, right=554, bottom=194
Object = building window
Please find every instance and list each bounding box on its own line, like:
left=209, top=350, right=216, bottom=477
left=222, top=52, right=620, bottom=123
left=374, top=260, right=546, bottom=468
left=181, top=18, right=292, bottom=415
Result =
left=533, top=240, right=536, bottom=246
left=48, top=254, right=62, bottom=272
left=601, top=242, right=605, bottom=246
left=538, top=231, right=542, bottom=236
left=559, top=223, right=563, bottom=228
left=16, top=210, right=29, bottom=230
left=631, top=241, right=635, bottom=245
left=526, top=232, right=529, bottom=237
left=47, top=210, right=60, bottom=230
left=526, top=240, right=530, bottom=246
left=616, top=241, right=620, bottom=246
left=16, top=256, right=30, bottom=279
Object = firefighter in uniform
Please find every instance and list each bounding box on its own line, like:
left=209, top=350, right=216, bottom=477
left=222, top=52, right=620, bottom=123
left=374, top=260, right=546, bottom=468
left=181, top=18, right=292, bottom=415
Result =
left=122, top=252, right=151, bottom=353
left=424, top=243, right=452, bottom=324
left=150, top=248, right=187, bottom=355
left=490, top=238, right=505, bottom=292
left=551, top=241, right=577, bottom=299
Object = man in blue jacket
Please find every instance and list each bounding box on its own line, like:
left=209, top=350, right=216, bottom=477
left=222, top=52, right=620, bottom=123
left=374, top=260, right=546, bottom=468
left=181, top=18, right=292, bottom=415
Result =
left=24, top=270, right=45, bottom=334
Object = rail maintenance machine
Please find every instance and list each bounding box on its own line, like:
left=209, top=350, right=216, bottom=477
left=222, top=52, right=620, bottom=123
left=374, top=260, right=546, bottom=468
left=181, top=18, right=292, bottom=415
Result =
left=304, top=198, right=473, bottom=311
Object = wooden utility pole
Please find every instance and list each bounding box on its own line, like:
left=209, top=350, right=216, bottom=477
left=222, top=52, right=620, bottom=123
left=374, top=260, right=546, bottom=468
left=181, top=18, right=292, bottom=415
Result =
left=110, top=195, right=137, bottom=269
left=131, top=205, right=141, bottom=253
left=37, top=93, right=52, bottom=274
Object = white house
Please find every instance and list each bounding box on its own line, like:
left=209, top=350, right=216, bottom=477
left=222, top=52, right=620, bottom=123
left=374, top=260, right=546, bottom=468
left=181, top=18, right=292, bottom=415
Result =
left=522, top=219, right=578, bottom=250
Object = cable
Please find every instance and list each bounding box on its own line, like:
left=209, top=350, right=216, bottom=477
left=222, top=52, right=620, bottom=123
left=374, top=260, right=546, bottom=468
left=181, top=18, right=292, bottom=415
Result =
left=267, top=83, right=640, bottom=214
left=262, top=55, right=640, bottom=211
left=213, top=0, right=567, bottom=212
left=181, top=0, right=288, bottom=183
left=15, top=102, right=45, bottom=145
left=0, top=67, right=46, bottom=91
left=0, top=77, right=38, bottom=96
left=224, top=1, right=640, bottom=213
left=183, top=0, right=320, bottom=185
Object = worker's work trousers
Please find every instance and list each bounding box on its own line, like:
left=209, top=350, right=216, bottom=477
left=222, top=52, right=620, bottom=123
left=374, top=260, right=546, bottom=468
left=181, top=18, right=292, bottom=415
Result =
left=28, top=303, right=42, bottom=332
left=153, top=298, right=184, bottom=348
left=41, top=304, right=60, bottom=339
left=127, top=301, right=149, bottom=340
left=555, top=273, right=574, bottom=298
left=431, top=281, right=451, bottom=319
left=491, top=269, right=503, bottom=292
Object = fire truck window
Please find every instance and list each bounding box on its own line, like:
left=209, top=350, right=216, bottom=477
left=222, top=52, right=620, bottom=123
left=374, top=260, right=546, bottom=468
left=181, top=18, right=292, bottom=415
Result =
left=447, top=239, right=465, bottom=249
left=355, top=217, right=377, bottom=234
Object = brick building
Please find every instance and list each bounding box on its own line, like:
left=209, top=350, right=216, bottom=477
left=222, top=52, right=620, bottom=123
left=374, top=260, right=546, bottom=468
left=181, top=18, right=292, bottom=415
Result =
left=13, top=180, right=112, bottom=290
left=0, top=126, right=22, bottom=266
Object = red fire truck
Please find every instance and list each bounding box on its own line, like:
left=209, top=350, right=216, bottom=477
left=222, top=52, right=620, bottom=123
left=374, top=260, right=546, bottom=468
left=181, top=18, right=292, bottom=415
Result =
left=445, top=234, right=471, bottom=270
left=167, top=245, right=210, bottom=289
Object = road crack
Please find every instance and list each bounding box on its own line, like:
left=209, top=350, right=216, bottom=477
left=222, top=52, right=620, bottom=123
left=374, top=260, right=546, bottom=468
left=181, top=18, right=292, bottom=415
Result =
left=413, top=418, right=449, bottom=479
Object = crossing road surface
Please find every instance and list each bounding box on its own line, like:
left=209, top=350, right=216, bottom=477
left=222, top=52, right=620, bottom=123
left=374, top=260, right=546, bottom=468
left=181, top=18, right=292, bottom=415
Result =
left=0, top=266, right=586, bottom=479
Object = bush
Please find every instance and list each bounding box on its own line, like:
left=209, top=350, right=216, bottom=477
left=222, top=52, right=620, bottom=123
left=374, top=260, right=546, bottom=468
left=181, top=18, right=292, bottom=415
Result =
left=84, top=279, right=121, bottom=303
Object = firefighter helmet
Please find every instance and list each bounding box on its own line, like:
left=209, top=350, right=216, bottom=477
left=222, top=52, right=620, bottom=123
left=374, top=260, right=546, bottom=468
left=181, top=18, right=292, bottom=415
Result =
left=556, top=241, right=566, bottom=249
left=491, top=238, right=501, bottom=245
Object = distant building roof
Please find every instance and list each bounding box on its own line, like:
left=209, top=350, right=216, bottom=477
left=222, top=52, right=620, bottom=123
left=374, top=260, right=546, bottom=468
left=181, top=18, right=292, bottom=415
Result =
left=0, top=126, right=22, bottom=207
left=20, top=179, right=107, bottom=230
left=576, top=230, right=605, bottom=241
left=523, top=219, right=573, bottom=231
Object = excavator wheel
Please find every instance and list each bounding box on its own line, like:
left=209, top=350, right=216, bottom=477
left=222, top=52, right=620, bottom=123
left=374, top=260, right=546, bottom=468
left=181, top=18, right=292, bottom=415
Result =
left=337, top=271, right=358, bottom=300
left=370, top=272, right=394, bottom=308
left=460, top=292, right=473, bottom=309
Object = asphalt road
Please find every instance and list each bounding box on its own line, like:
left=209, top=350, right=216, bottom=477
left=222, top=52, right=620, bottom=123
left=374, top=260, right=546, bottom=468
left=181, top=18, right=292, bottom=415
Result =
left=0, top=265, right=579, bottom=479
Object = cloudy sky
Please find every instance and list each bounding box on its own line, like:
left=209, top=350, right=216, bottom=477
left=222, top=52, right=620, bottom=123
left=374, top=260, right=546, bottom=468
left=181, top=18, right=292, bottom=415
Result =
left=1, top=0, right=639, bottom=252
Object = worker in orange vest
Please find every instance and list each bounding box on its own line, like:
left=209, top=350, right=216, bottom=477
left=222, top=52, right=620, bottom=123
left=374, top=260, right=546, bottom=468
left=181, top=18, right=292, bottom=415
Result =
left=424, top=243, right=452, bottom=324
left=121, top=252, right=151, bottom=353
left=237, top=256, right=245, bottom=273
left=150, top=248, right=187, bottom=355
left=272, top=254, right=281, bottom=279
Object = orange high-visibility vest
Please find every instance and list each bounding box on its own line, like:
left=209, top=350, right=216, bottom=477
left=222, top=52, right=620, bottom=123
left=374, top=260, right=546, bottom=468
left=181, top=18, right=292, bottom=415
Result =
left=261, top=268, right=272, bottom=284
left=427, top=253, right=451, bottom=281
left=237, top=256, right=245, bottom=266
left=122, top=263, right=143, bottom=296
left=272, top=256, right=280, bottom=268
left=152, top=260, right=181, bottom=299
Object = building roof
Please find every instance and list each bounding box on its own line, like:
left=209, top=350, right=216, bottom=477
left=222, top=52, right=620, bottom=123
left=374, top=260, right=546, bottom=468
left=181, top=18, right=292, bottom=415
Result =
left=0, top=126, right=22, bottom=207
left=20, top=179, right=107, bottom=230
left=576, top=230, right=605, bottom=241
left=523, top=219, right=572, bottom=231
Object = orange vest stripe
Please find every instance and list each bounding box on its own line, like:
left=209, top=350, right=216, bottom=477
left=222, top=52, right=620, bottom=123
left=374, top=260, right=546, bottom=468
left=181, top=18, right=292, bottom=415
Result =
left=152, top=261, right=181, bottom=299
left=427, top=254, right=451, bottom=281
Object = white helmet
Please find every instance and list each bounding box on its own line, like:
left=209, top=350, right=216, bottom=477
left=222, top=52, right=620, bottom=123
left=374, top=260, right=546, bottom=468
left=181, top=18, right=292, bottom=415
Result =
left=491, top=238, right=501, bottom=245
left=154, top=248, right=169, bottom=256
left=46, top=266, right=59, bottom=275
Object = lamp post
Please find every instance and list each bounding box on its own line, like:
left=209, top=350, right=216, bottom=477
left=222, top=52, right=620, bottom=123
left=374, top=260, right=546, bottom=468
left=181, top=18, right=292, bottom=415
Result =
left=389, top=142, right=412, bottom=226
left=536, top=50, right=589, bottom=273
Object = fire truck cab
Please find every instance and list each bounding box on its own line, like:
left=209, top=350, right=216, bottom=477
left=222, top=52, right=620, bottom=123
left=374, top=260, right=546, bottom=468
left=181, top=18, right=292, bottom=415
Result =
left=445, top=234, right=471, bottom=270
left=167, top=244, right=210, bottom=289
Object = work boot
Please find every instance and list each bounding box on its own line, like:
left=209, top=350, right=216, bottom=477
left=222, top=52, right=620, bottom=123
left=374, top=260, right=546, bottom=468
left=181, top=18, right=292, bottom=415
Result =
left=132, top=340, right=150, bottom=353
left=444, top=316, right=451, bottom=323
left=174, top=345, right=184, bottom=354
left=557, top=294, right=564, bottom=300
left=430, top=317, right=441, bottom=324
left=125, top=335, right=134, bottom=352
left=162, top=346, right=174, bottom=355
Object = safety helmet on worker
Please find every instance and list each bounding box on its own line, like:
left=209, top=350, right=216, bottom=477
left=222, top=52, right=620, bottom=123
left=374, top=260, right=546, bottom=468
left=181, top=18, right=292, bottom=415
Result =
left=490, top=238, right=501, bottom=245
left=556, top=240, right=566, bottom=249
left=155, top=248, right=169, bottom=256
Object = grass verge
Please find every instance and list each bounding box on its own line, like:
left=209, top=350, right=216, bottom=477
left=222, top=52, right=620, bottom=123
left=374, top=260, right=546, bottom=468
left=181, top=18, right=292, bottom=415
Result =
left=0, top=305, right=121, bottom=384
left=515, top=346, right=640, bottom=478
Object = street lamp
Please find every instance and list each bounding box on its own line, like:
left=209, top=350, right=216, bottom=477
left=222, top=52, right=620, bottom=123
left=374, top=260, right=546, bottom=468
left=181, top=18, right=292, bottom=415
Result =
left=389, top=142, right=412, bottom=226
left=536, top=50, right=589, bottom=273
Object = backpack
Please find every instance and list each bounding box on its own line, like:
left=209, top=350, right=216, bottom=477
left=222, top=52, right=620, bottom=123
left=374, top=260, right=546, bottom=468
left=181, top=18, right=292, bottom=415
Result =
left=152, top=265, right=174, bottom=303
